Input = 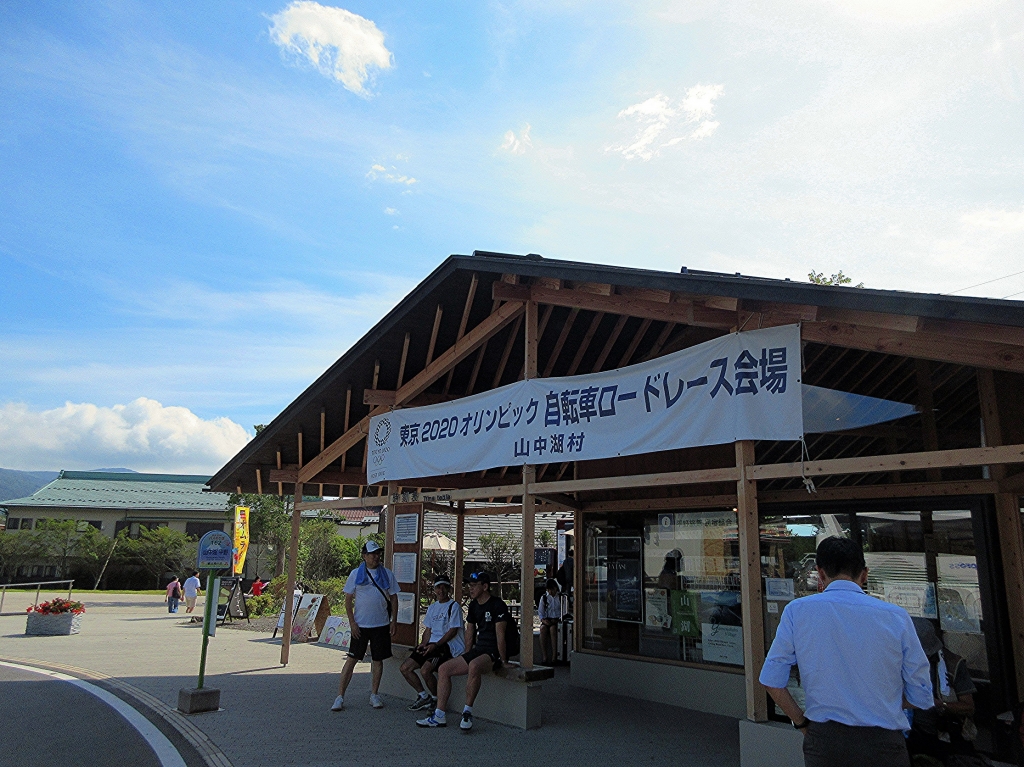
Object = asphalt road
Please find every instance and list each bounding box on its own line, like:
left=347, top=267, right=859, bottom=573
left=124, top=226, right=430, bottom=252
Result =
left=0, top=664, right=171, bottom=767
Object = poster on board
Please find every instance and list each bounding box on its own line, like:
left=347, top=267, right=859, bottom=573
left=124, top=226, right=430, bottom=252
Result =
left=701, top=623, right=744, bottom=665
left=397, top=592, right=416, bottom=624
left=318, top=615, right=352, bottom=651
left=644, top=588, right=671, bottom=630
left=394, top=514, right=419, bottom=544
left=393, top=552, right=418, bottom=584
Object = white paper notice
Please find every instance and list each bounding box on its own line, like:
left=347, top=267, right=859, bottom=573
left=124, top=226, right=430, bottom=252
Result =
left=397, top=592, right=415, bottom=624
left=394, top=514, right=419, bottom=544
left=393, top=552, right=418, bottom=584
left=701, top=623, right=744, bottom=665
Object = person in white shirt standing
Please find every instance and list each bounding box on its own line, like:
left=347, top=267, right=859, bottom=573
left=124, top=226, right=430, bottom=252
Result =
left=331, top=540, right=399, bottom=711
left=401, top=577, right=465, bottom=711
left=183, top=571, right=202, bottom=615
left=538, top=579, right=562, bottom=665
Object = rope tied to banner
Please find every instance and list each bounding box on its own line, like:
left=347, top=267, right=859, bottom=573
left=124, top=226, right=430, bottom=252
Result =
left=800, top=436, right=817, bottom=494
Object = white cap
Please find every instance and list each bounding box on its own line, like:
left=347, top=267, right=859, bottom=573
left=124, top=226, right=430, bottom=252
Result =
left=363, top=540, right=382, bottom=553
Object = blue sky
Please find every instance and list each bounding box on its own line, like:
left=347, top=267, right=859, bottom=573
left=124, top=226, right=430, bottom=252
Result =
left=1, top=0, right=1023, bottom=473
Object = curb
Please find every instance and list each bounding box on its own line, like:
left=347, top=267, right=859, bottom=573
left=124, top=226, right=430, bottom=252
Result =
left=0, top=655, right=233, bottom=767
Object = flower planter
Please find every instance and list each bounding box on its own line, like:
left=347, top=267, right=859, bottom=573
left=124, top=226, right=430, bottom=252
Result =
left=26, top=612, right=83, bottom=636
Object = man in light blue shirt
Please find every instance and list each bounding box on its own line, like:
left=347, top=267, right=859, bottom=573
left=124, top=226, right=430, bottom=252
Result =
left=760, top=536, right=933, bottom=767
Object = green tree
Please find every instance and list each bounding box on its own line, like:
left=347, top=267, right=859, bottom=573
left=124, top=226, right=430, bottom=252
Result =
left=808, top=270, right=864, bottom=288
left=478, top=531, right=521, bottom=600
left=0, top=529, right=43, bottom=581
left=125, top=526, right=197, bottom=588
left=34, top=520, right=88, bottom=579
left=76, top=529, right=127, bottom=589
left=537, top=529, right=555, bottom=548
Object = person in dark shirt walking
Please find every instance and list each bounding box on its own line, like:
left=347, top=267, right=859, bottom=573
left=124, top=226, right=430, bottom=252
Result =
left=417, top=571, right=508, bottom=731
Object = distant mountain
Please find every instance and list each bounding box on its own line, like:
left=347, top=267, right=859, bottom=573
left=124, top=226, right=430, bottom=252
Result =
left=0, top=468, right=60, bottom=502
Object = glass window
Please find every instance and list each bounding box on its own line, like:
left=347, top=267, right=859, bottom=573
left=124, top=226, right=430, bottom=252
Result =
left=583, top=509, right=743, bottom=668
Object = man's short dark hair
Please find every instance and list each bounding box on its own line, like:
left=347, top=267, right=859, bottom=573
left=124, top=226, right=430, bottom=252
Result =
left=816, top=536, right=865, bottom=579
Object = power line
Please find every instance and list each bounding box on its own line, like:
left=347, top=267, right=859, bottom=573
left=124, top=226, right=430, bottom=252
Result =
left=1002, top=288, right=1024, bottom=299
left=946, top=268, right=1024, bottom=295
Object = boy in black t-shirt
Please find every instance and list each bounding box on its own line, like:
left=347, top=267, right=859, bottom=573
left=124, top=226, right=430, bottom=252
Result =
left=416, top=571, right=509, bottom=731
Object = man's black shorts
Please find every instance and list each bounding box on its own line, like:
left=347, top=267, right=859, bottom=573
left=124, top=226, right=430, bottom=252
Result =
left=347, top=624, right=392, bottom=662
left=409, top=643, right=453, bottom=668
left=461, top=645, right=502, bottom=671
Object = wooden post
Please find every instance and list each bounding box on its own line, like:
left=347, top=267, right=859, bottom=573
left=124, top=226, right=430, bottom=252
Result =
left=521, top=464, right=536, bottom=668
left=280, top=481, right=303, bottom=666
left=524, top=300, right=538, bottom=380
left=978, top=368, right=1024, bottom=702
left=736, top=441, right=767, bottom=721
left=573, top=506, right=581, bottom=654
left=455, top=501, right=466, bottom=604
left=385, top=481, right=397, bottom=567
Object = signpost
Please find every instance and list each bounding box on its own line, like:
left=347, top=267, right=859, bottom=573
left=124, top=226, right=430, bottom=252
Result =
left=177, top=530, right=232, bottom=714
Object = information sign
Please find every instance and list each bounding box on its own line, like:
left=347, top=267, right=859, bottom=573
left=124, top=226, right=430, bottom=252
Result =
left=197, top=530, right=233, bottom=569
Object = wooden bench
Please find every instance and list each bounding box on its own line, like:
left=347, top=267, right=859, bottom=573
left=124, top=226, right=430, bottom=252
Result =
left=379, top=645, right=554, bottom=729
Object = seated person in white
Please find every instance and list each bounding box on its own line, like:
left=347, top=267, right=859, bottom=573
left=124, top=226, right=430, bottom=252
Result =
left=401, top=577, right=465, bottom=711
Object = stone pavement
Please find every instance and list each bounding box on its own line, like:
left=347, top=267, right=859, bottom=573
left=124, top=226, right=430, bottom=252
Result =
left=0, top=591, right=741, bottom=767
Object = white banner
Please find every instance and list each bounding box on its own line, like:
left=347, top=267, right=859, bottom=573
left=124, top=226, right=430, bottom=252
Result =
left=368, top=324, right=802, bottom=482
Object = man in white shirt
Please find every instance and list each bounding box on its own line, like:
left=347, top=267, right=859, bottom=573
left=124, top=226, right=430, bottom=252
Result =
left=401, top=577, right=465, bottom=711
left=760, top=536, right=933, bottom=767
left=183, top=571, right=202, bottom=615
left=331, top=540, right=399, bottom=711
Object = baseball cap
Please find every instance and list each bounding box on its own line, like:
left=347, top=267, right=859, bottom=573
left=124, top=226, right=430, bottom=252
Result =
left=467, top=571, right=491, bottom=585
left=433, top=577, right=452, bottom=587
left=363, top=540, right=382, bottom=554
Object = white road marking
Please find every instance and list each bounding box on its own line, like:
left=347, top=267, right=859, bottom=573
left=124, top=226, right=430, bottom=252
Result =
left=0, top=661, right=188, bottom=767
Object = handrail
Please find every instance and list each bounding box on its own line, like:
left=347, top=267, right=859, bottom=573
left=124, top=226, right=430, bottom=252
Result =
left=0, top=579, right=75, bottom=615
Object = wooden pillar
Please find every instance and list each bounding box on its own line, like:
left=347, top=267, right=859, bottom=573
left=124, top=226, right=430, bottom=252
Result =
left=736, top=441, right=767, bottom=721
left=455, top=501, right=466, bottom=604
left=518, top=296, right=538, bottom=667
left=573, top=506, right=581, bottom=654
left=978, top=368, right=1024, bottom=702
left=521, top=464, right=536, bottom=668
left=384, top=481, right=397, bottom=567
left=280, top=481, right=303, bottom=666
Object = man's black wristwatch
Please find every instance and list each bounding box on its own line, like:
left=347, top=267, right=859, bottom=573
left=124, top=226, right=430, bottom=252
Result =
left=793, top=718, right=810, bottom=730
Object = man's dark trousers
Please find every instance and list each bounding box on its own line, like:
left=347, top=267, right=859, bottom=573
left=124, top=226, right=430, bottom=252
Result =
left=803, top=720, right=910, bottom=767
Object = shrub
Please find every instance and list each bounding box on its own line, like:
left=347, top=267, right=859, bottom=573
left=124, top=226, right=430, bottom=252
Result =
left=246, top=593, right=280, bottom=617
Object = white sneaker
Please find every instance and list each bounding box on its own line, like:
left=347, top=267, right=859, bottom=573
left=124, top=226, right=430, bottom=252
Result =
left=370, top=694, right=384, bottom=709
left=330, top=695, right=344, bottom=711
left=416, top=712, right=447, bottom=727
left=460, top=711, right=473, bottom=730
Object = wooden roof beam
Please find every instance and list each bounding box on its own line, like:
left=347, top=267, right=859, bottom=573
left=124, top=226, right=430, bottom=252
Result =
left=299, top=300, right=525, bottom=483
left=801, top=322, right=1024, bottom=374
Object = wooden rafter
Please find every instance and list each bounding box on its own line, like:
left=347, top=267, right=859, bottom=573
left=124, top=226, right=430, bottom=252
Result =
left=593, top=315, right=629, bottom=371
left=298, top=299, right=525, bottom=483
left=543, top=307, right=579, bottom=377
left=426, top=305, right=443, bottom=366
left=492, top=314, right=523, bottom=388
left=396, top=332, right=411, bottom=389
left=444, top=273, right=479, bottom=394
left=617, top=318, right=652, bottom=368
left=567, top=312, right=604, bottom=376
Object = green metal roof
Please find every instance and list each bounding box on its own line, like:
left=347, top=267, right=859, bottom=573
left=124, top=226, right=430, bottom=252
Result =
left=0, top=470, right=229, bottom=512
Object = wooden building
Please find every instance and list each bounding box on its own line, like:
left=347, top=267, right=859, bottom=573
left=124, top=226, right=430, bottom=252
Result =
left=208, top=251, right=1024, bottom=759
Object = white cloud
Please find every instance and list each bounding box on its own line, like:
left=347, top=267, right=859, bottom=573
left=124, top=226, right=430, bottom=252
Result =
left=501, top=124, right=534, bottom=154
left=383, top=207, right=398, bottom=215
left=0, top=399, right=250, bottom=474
left=961, top=207, right=1024, bottom=234
left=366, top=163, right=418, bottom=184
left=607, top=85, right=724, bottom=160
left=268, top=1, right=392, bottom=96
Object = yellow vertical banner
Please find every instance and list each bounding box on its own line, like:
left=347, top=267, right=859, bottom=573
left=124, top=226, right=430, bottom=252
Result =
left=233, top=506, right=250, bottom=576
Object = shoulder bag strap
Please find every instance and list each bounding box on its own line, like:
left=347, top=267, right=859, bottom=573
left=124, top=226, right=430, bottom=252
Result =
left=365, top=568, right=393, bottom=619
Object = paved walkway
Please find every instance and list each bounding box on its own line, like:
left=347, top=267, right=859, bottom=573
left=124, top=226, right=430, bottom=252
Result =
left=0, top=591, right=741, bottom=767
